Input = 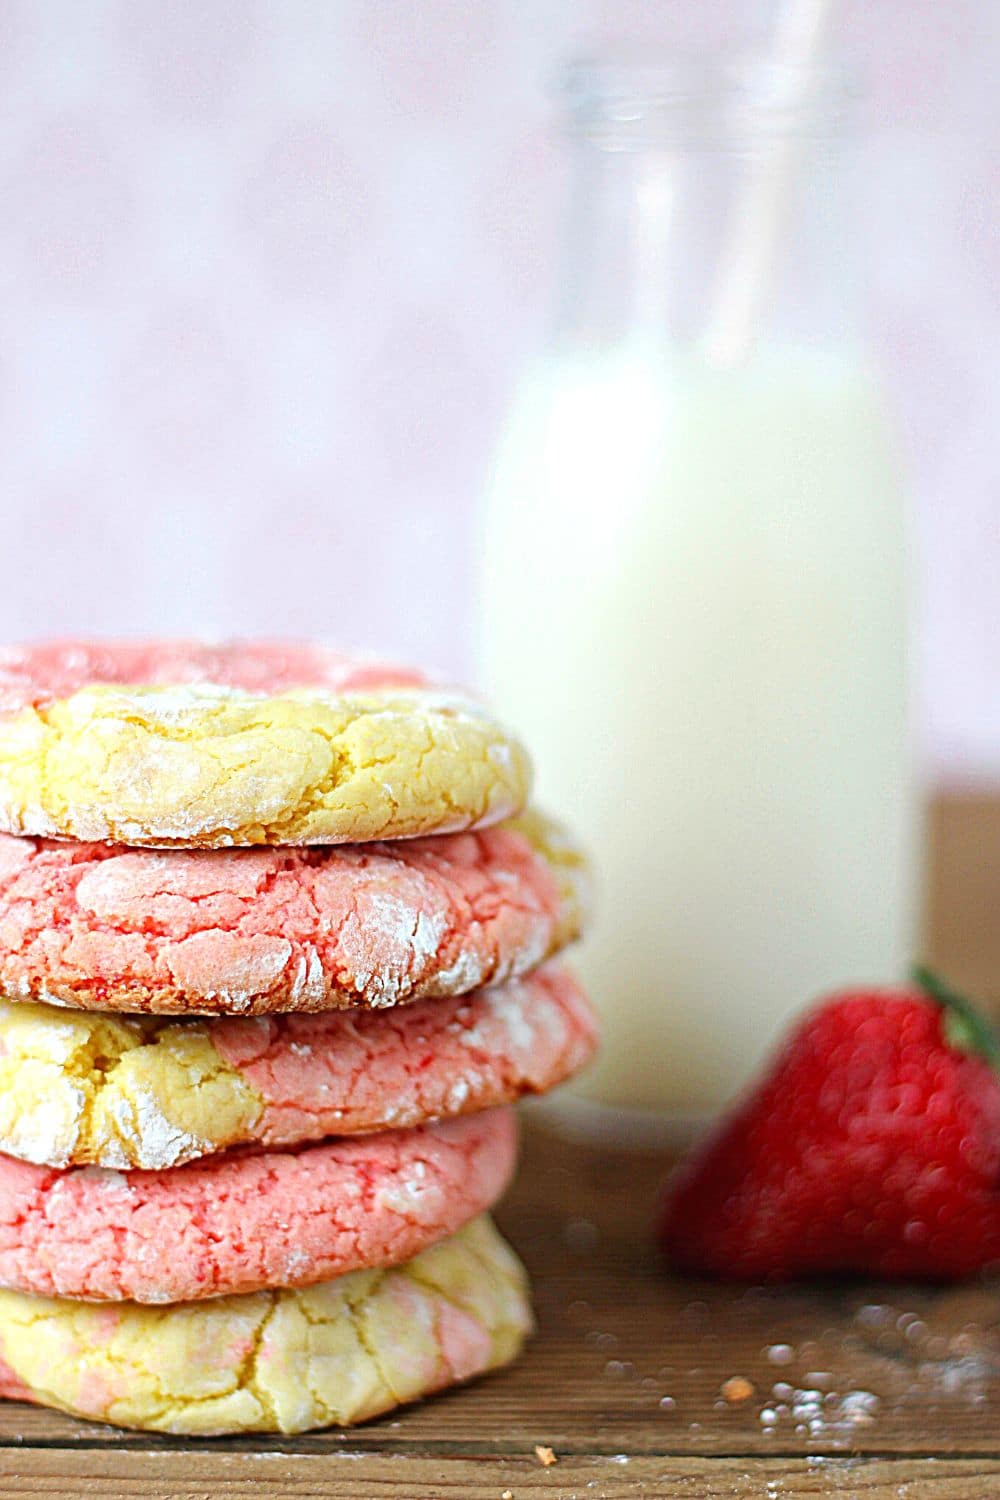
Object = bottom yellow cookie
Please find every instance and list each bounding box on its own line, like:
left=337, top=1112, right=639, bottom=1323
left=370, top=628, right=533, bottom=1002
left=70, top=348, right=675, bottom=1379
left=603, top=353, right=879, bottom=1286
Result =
left=0, top=1216, right=532, bottom=1435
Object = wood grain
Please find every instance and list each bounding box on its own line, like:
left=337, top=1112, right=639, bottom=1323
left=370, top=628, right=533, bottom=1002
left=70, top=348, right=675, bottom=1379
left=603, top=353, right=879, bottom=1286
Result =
left=4, top=1451, right=1000, bottom=1499
left=1, top=789, right=999, bottom=1498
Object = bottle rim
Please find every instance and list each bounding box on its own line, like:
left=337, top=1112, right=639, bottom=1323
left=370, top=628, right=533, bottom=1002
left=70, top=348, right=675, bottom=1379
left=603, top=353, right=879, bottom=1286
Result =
left=558, top=54, right=855, bottom=149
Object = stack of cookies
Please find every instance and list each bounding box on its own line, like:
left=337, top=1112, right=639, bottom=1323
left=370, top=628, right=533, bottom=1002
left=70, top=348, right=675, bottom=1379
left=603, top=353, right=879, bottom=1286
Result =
left=0, top=642, right=596, bottom=1435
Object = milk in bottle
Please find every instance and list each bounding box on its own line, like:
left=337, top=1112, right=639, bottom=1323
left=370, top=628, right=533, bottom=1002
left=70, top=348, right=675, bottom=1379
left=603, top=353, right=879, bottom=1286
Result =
left=479, top=61, right=918, bottom=1126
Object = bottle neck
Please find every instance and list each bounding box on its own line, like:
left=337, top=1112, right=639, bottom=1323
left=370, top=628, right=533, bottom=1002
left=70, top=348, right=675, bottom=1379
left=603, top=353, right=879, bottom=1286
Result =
left=553, top=62, right=860, bottom=364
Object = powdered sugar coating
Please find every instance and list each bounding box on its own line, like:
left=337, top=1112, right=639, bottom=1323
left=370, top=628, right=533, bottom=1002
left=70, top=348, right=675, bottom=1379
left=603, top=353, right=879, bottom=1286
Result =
left=0, top=1215, right=532, bottom=1434
left=0, top=810, right=586, bottom=1014
left=0, top=640, right=531, bottom=847
left=0, top=1109, right=516, bottom=1303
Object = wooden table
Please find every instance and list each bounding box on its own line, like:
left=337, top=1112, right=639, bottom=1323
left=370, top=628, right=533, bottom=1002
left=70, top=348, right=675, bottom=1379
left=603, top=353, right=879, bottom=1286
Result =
left=4, top=791, right=1000, bottom=1498
left=4, top=1122, right=1000, bottom=1498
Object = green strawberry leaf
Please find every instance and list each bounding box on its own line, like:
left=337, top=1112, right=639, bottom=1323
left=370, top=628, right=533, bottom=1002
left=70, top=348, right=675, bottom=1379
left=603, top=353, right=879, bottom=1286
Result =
left=911, top=963, right=1000, bottom=1068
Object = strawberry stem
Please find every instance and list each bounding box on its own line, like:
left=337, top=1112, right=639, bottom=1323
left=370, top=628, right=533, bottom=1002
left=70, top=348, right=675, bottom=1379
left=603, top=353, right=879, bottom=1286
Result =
left=911, top=963, right=1000, bottom=1068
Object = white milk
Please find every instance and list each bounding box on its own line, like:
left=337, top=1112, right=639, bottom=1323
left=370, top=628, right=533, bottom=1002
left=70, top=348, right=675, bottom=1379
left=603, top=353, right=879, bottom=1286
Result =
left=479, top=344, right=917, bottom=1119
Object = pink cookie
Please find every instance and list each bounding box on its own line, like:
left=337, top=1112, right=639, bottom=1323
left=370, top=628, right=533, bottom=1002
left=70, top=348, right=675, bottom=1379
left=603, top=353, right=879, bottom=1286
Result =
left=0, top=641, right=426, bottom=716
left=0, top=1109, right=516, bottom=1304
left=0, top=810, right=585, bottom=1013
left=211, top=965, right=596, bottom=1151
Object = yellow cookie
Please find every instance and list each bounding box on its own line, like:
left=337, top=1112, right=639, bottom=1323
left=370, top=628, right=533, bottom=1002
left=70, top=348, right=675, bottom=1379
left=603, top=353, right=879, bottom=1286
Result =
left=0, top=641, right=531, bottom=847
left=0, top=1215, right=533, bottom=1434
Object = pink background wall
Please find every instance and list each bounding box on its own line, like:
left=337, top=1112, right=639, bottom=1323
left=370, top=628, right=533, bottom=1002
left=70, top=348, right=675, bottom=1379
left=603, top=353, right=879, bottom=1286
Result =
left=0, top=0, right=996, bottom=780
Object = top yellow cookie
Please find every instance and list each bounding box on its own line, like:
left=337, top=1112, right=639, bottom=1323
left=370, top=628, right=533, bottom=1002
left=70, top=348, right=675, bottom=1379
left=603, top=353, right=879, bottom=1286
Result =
left=0, top=641, right=531, bottom=847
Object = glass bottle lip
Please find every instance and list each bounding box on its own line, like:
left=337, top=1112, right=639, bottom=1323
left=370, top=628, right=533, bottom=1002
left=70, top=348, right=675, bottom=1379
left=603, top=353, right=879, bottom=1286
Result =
left=559, top=54, right=855, bottom=150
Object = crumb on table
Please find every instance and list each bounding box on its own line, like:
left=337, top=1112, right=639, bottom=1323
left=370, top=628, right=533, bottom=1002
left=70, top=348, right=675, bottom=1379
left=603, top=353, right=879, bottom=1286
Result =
left=721, top=1376, right=756, bottom=1404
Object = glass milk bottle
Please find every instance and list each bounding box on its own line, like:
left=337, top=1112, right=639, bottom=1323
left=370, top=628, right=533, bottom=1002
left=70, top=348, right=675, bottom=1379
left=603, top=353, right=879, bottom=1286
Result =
left=479, top=59, right=918, bottom=1130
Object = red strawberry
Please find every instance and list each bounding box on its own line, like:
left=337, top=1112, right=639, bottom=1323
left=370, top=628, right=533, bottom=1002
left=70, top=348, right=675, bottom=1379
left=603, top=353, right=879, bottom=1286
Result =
left=659, top=968, right=1000, bottom=1280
